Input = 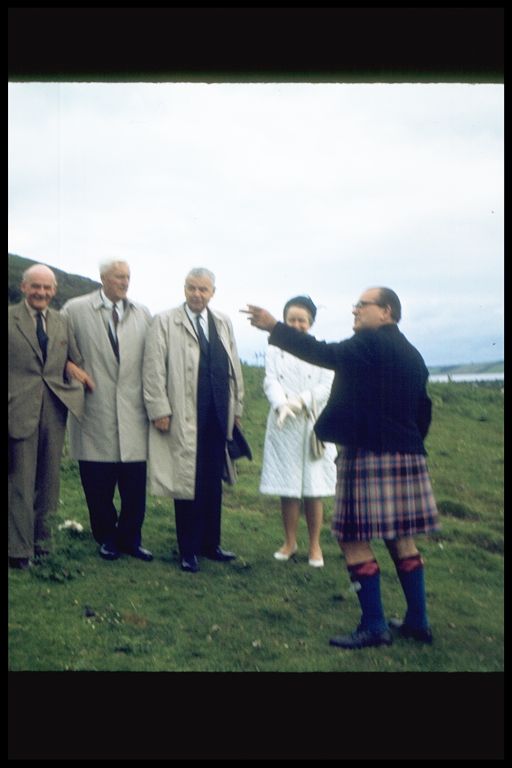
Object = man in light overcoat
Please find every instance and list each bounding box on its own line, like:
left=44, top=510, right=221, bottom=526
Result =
left=143, top=268, right=244, bottom=573
left=62, top=259, right=153, bottom=562
left=8, top=264, right=90, bottom=569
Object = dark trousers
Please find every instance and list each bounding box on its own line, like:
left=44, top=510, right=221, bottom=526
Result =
left=78, top=460, right=147, bottom=551
left=174, top=407, right=226, bottom=558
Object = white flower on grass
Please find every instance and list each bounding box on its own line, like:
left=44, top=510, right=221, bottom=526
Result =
left=58, top=519, right=84, bottom=533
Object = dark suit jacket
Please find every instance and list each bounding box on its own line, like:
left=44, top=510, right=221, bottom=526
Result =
left=205, top=308, right=230, bottom=436
left=269, top=321, right=432, bottom=454
left=8, top=301, right=84, bottom=440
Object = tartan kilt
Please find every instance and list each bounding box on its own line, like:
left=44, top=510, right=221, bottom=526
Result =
left=332, top=447, right=440, bottom=542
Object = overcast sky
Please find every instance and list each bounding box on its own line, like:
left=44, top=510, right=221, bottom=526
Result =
left=8, top=81, right=503, bottom=366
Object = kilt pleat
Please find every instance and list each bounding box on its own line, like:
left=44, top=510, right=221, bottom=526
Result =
left=332, top=447, right=440, bottom=542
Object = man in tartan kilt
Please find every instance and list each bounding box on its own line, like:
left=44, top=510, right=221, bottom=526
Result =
left=243, top=287, right=439, bottom=649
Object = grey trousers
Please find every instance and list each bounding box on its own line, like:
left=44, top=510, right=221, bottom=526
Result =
left=8, top=387, right=67, bottom=558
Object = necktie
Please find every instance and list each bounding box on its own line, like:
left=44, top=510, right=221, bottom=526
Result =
left=36, top=311, right=48, bottom=362
left=108, top=305, right=120, bottom=361
left=196, top=314, right=209, bottom=355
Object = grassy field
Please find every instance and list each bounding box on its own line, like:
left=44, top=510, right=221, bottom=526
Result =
left=8, top=367, right=504, bottom=673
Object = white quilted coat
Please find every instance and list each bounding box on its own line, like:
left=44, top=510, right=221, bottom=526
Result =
left=259, top=346, right=337, bottom=497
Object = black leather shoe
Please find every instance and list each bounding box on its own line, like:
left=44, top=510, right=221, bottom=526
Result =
left=388, top=617, right=433, bottom=644
left=99, top=543, right=120, bottom=560
left=201, top=546, right=236, bottom=562
left=9, top=557, right=31, bottom=570
left=329, top=627, right=393, bottom=650
left=121, top=546, right=153, bottom=562
left=181, top=556, right=200, bottom=573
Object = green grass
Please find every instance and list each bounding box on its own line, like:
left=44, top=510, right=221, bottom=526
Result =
left=8, top=370, right=504, bottom=671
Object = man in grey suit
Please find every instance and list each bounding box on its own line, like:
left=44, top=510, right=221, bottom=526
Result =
left=62, top=259, right=153, bottom=562
left=8, top=264, right=93, bottom=570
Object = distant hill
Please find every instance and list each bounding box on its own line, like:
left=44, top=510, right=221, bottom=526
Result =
left=428, top=361, right=504, bottom=375
left=8, top=252, right=101, bottom=309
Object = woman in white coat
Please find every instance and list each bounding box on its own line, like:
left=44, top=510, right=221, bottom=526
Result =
left=260, top=296, right=337, bottom=567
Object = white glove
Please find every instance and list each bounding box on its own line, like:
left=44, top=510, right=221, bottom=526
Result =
left=276, top=404, right=296, bottom=429
left=287, top=396, right=304, bottom=414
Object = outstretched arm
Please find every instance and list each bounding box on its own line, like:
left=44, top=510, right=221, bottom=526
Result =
left=240, top=305, right=278, bottom=332
left=243, top=303, right=340, bottom=371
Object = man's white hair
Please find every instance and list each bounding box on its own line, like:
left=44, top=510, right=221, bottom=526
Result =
left=185, top=267, right=216, bottom=287
left=22, top=264, right=57, bottom=287
left=99, top=259, right=129, bottom=277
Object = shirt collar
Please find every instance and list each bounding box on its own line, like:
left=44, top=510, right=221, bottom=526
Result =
left=25, top=300, right=47, bottom=318
left=100, top=289, right=123, bottom=312
left=184, top=303, right=208, bottom=324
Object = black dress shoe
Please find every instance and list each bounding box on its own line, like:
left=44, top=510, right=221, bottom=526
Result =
left=99, top=543, right=120, bottom=560
left=181, top=556, right=200, bottom=573
left=9, top=557, right=31, bottom=570
left=388, top=617, right=433, bottom=644
left=201, top=546, right=236, bottom=562
left=121, top=546, right=153, bottom=562
left=329, top=627, right=393, bottom=650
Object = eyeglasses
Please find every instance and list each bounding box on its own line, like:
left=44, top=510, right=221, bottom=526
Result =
left=352, top=300, right=385, bottom=310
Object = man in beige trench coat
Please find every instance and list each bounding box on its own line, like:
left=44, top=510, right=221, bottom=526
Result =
left=8, top=264, right=91, bottom=569
left=62, top=259, right=153, bottom=562
left=143, top=268, right=244, bottom=573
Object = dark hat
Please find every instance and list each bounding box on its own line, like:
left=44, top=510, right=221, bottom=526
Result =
left=283, top=295, right=317, bottom=323
left=227, top=424, right=253, bottom=461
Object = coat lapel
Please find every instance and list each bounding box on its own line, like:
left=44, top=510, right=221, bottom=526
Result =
left=209, top=309, right=236, bottom=374
left=15, top=302, right=44, bottom=362
left=176, top=304, right=199, bottom=342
